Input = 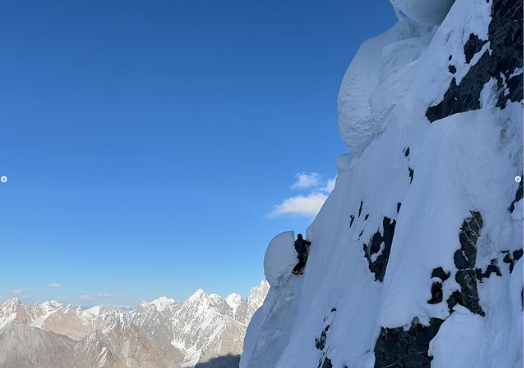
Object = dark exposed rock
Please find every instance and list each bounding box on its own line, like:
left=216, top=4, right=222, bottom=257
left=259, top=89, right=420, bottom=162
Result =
left=350, top=215, right=355, bottom=228
left=454, top=249, right=473, bottom=269
left=446, top=290, right=463, bottom=313
left=464, top=33, right=488, bottom=64
left=503, top=249, right=523, bottom=272
left=358, top=229, right=364, bottom=238
left=315, top=325, right=330, bottom=351
left=374, top=318, right=444, bottom=368
left=363, top=217, right=396, bottom=282
left=476, top=259, right=502, bottom=281
left=457, top=211, right=483, bottom=267
left=509, top=178, right=523, bottom=212
left=505, top=75, right=523, bottom=105
left=503, top=252, right=515, bottom=272
left=428, top=267, right=451, bottom=304
left=426, top=0, right=523, bottom=122
left=321, top=357, right=333, bottom=368
left=330, top=308, right=337, bottom=313
left=448, top=212, right=485, bottom=316
left=358, top=201, right=363, bottom=217
left=315, top=331, right=327, bottom=351
left=448, top=64, right=457, bottom=74
left=431, top=267, right=450, bottom=281
left=404, top=147, right=410, bottom=157
left=428, top=282, right=444, bottom=304
left=409, top=168, right=414, bottom=183
left=397, top=202, right=402, bottom=213
left=448, top=270, right=485, bottom=316
left=364, top=214, right=369, bottom=221
left=484, top=263, right=502, bottom=278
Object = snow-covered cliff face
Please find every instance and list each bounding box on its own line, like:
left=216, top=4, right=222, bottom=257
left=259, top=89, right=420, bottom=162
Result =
left=241, top=0, right=523, bottom=367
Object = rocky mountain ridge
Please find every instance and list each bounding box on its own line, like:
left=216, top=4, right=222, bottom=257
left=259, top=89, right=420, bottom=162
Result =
left=0, top=281, right=269, bottom=368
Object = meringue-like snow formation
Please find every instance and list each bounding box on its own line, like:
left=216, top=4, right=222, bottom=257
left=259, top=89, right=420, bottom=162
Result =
left=242, top=0, right=523, bottom=367
left=263, top=231, right=297, bottom=287
left=338, top=19, right=434, bottom=155
left=390, top=0, right=455, bottom=26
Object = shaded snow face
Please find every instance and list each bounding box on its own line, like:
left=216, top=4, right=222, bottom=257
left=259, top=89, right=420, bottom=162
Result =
left=390, top=0, right=455, bottom=26
left=337, top=19, right=434, bottom=155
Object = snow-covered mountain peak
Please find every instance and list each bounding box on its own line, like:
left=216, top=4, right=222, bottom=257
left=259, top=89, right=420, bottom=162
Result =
left=38, top=300, right=62, bottom=310
left=0, top=282, right=270, bottom=367
left=147, top=296, right=179, bottom=312
left=247, top=280, right=270, bottom=308
left=189, top=288, right=206, bottom=299
left=208, top=293, right=223, bottom=301
left=3, top=297, right=21, bottom=307
left=225, top=293, right=243, bottom=312
left=83, top=306, right=103, bottom=318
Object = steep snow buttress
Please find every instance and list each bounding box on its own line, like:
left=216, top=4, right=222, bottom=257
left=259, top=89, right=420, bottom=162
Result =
left=242, top=0, right=523, bottom=367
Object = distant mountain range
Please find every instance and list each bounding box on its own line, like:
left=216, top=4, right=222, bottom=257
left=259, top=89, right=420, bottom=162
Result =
left=0, top=281, right=269, bottom=368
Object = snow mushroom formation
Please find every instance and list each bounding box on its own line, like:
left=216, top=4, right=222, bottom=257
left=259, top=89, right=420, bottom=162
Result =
left=242, top=0, right=523, bottom=367
left=263, top=231, right=297, bottom=287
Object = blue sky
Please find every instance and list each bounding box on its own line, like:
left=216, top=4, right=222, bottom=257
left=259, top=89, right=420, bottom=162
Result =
left=0, top=0, right=396, bottom=306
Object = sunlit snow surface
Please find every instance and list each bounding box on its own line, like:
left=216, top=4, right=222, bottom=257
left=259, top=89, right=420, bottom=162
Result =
left=242, top=0, right=523, bottom=366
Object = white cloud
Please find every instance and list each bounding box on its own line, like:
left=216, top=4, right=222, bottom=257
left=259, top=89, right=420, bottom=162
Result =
left=269, top=193, right=327, bottom=218
left=12, top=289, right=24, bottom=295
left=47, top=283, right=61, bottom=289
left=322, top=178, right=336, bottom=193
left=79, top=294, right=92, bottom=301
left=269, top=172, right=336, bottom=219
left=292, top=172, right=321, bottom=190
left=97, top=292, right=119, bottom=298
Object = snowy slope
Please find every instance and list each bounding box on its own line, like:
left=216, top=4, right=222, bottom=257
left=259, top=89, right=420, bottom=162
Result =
left=241, top=0, right=523, bottom=367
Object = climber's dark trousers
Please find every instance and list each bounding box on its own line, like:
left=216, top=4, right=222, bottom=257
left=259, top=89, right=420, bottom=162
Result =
left=293, top=252, right=308, bottom=272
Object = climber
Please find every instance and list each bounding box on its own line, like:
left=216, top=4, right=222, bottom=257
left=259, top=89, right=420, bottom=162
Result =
left=292, top=233, right=311, bottom=275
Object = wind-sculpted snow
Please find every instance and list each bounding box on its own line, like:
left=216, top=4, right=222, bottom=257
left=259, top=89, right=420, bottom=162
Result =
left=264, top=231, right=297, bottom=287
left=337, top=19, right=433, bottom=155
left=390, top=0, right=455, bottom=26
left=243, top=0, right=523, bottom=367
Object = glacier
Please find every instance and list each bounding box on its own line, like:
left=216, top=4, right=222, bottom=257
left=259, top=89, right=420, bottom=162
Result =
left=241, top=0, right=523, bottom=367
